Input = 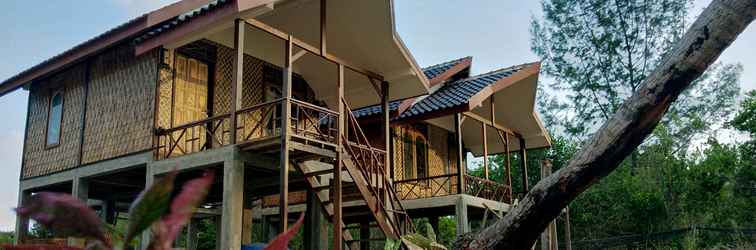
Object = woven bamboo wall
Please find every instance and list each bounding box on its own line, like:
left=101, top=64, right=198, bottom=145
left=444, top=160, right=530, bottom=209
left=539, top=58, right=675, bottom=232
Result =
left=391, top=124, right=457, bottom=180
left=157, top=49, right=174, bottom=129
left=81, top=45, right=158, bottom=164
left=22, top=64, right=87, bottom=178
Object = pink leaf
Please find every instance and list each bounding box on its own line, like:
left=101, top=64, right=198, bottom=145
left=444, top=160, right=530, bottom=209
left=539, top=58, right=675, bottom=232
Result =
left=15, top=192, right=109, bottom=247
left=158, top=169, right=216, bottom=248
left=264, top=213, right=305, bottom=250
left=124, top=171, right=176, bottom=245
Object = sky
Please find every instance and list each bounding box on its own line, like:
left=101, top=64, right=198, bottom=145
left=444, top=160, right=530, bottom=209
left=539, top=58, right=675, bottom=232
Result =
left=0, top=0, right=754, bottom=231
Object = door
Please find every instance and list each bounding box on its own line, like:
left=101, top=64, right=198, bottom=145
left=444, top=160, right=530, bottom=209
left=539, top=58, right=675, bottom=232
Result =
left=173, top=54, right=210, bottom=154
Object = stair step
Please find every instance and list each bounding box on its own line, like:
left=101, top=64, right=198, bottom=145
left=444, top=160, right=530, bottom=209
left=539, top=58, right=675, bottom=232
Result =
left=304, top=168, right=333, bottom=177
left=313, top=185, right=330, bottom=192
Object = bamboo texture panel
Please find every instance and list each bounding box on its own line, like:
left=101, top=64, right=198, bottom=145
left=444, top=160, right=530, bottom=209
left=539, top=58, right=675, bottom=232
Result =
left=22, top=64, right=87, bottom=178
left=81, top=45, right=158, bottom=164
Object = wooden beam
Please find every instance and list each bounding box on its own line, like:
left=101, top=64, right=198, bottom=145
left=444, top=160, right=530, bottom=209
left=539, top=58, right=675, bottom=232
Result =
left=462, top=112, right=519, bottom=138
left=291, top=48, right=307, bottom=63
left=504, top=132, right=512, bottom=203
left=320, top=0, right=327, bottom=54
left=230, top=19, right=245, bottom=145
left=333, top=64, right=345, bottom=250
left=244, top=19, right=383, bottom=81
left=454, top=113, right=464, bottom=194
left=382, top=81, right=390, bottom=175
left=519, top=137, right=528, bottom=193
left=278, top=36, right=293, bottom=232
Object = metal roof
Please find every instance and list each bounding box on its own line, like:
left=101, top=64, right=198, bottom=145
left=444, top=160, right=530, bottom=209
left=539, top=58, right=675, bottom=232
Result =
left=398, top=64, right=527, bottom=119
left=133, top=0, right=230, bottom=44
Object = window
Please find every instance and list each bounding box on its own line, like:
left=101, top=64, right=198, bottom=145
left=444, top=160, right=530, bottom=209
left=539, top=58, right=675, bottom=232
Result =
left=46, top=91, right=64, bottom=147
left=415, top=138, right=428, bottom=179
left=403, top=133, right=414, bottom=180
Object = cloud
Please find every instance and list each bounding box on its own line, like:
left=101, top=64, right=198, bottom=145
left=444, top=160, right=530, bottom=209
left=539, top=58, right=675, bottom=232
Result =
left=111, top=0, right=181, bottom=18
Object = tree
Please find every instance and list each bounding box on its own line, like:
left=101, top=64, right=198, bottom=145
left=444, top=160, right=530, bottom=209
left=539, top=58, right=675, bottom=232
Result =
left=453, top=0, right=756, bottom=248
left=531, top=0, right=742, bottom=157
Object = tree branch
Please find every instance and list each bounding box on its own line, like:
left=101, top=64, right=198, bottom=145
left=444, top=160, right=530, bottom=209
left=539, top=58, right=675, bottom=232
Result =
left=453, top=0, right=756, bottom=249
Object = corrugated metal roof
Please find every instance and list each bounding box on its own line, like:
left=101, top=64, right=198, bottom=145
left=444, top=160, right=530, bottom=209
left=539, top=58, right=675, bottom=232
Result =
left=352, top=57, right=471, bottom=118
left=133, top=0, right=230, bottom=44
left=398, top=64, right=527, bottom=119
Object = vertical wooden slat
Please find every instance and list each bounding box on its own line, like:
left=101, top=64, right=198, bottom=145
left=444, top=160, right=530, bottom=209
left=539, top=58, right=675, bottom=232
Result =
left=333, top=64, right=344, bottom=250
left=230, top=19, right=245, bottom=145
left=519, top=137, right=529, bottom=193
left=279, top=36, right=293, bottom=232
left=320, top=0, right=327, bottom=54
left=381, top=81, right=389, bottom=176
left=454, top=113, right=464, bottom=194
left=78, top=59, right=91, bottom=165
left=482, top=122, right=489, bottom=180
left=505, top=132, right=512, bottom=203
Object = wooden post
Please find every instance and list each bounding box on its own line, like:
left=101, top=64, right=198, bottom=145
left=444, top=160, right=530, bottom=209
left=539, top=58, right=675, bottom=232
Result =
left=454, top=113, right=464, bottom=194
left=69, top=177, right=89, bottom=247
left=319, top=0, right=327, bottom=54
left=539, top=160, right=557, bottom=250
left=360, top=222, right=370, bottom=250
left=519, top=137, right=529, bottom=193
left=482, top=122, right=489, bottom=180
left=333, top=64, right=345, bottom=250
left=279, top=36, right=293, bottom=232
left=564, top=206, right=572, bottom=250
left=305, top=190, right=322, bottom=250
left=455, top=197, right=469, bottom=235
left=504, top=132, right=513, bottom=203
left=230, top=19, right=245, bottom=145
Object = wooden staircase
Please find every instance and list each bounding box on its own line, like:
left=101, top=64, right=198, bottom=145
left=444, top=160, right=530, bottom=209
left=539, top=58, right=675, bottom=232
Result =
left=290, top=100, right=414, bottom=248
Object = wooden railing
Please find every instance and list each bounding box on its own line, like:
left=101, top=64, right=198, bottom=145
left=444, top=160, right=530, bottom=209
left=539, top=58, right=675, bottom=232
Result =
left=156, top=98, right=341, bottom=159
left=394, top=174, right=459, bottom=200
left=342, top=99, right=414, bottom=236
left=235, top=98, right=282, bottom=144
left=464, top=174, right=512, bottom=203
left=290, top=98, right=339, bottom=147
left=155, top=113, right=231, bottom=160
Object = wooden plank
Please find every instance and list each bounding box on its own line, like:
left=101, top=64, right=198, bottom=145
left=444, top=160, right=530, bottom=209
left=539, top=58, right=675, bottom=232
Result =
left=320, top=0, right=327, bottom=54
left=519, top=137, right=528, bottom=193
left=278, top=36, right=293, bottom=232
left=230, top=19, right=245, bottom=145
left=462, top=111, right=519, bottom=138
left=482, top=122, right=489, bottom=180
left=454, top=113, right=464, bottom=194
left=333, top=64, right=344, bottom=250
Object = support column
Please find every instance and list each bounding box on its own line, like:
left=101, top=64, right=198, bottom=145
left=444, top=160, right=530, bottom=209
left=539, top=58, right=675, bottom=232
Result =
left=221, top=150, right=245, bottom=250
left=70, top=177, right=89, bottom=247
left=454, top=113, right=464, bottom=194
left=279, top=36, right=293, bottom=232
left=333, top=64, right=345, bottom=250
left=359, top=222, right=370, bottom=250
left=14, top=189, right=30, bottom=244
left=455, top=197, right=469, bottom=235
left=519, top=137, right=529, bottom=193
left=563, top=206, right=572, bottom=250
left=539, top=160, right=557, bottom=250
left=305, top=190, right=322, bottom=250
left=428, top=216, right=439, bottom=235
left=504, top=133, right=513, bottom=203
left=242, top=208, right=253, bottom=245
left=230, top=19, right=245, bottom=145
left=482, top=123, right=489, bottom=180
left=104, top=200, right=117, bottom=224
left=140, top=173, right=154, bottom=250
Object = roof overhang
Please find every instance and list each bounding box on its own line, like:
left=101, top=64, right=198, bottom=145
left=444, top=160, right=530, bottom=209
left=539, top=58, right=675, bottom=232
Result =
left=135, top=0, right=429, bottom=109
left=0, top=0, right=230, bottom=97
left=402, top=63, right=551, bottom=154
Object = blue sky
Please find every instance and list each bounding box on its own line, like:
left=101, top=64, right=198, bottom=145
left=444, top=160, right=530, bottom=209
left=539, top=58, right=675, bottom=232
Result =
left=0, top=0, right=754, bottom=231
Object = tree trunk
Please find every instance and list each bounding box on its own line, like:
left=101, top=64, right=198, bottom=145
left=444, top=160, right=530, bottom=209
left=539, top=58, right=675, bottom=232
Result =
left=453, top=0, right=756, bottom=249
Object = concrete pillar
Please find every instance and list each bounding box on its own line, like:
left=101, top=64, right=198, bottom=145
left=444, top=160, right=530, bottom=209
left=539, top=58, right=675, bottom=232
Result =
left=14, top=189, right=30, bottom=244
left=69, top=177, right=89, bottom=247
left=455, top=197, right=469, bottom=235
left=220, top=152, right=245, bottom=250
left=304, top=190, right=322, bottom=250
left=140, top=173, right=155, bottom=250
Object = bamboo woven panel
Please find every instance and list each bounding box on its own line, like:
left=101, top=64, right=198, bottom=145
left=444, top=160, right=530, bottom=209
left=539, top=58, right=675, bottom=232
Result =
left=428, top=125, right=450, bottom=176
left=157, top=49, right=174, bottom=129
left=81, top=45, right=158, bottom=164
left=392, top=127, right=405, bottom=181
left=22, top=64, right=87, bottom=178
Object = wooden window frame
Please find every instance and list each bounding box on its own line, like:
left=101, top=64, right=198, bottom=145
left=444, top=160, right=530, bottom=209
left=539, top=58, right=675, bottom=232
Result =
left=44, top=89, right=65, bottom=149
left=400, top=126, right=430, bottom=183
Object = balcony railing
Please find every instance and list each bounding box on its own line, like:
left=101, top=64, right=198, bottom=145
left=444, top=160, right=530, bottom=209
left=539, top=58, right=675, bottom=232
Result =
left=464, top=174, right=512, bottom=203
left=393, top=174, right=512, bottom=203
left=155, top=98, right=339, bottom=159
